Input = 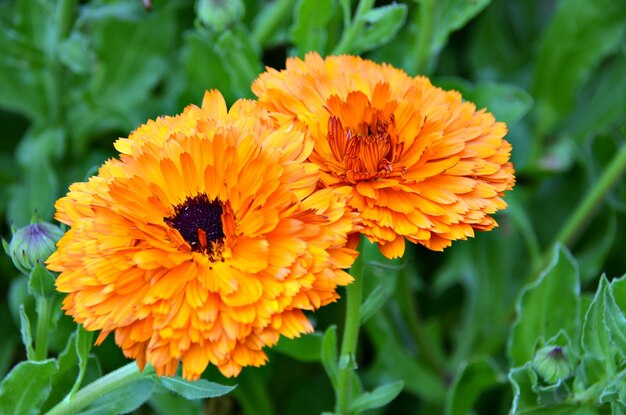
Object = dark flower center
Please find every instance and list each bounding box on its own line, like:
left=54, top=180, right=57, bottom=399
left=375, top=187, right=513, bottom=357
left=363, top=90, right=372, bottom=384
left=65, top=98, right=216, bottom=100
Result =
left=165, top=194, right=225, bottom=253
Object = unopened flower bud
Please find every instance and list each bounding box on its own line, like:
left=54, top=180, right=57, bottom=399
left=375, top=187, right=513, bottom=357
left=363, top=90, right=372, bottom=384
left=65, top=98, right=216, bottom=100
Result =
left=4, top=222, right=64, bottom=275
left=532, top=345, right=574, bottom=384
left=196, top=0, right=244, bottom=32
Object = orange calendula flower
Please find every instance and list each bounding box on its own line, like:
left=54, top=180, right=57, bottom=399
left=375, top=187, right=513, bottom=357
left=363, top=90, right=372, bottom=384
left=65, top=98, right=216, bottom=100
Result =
left=252, top=53, right=515, bottom=258
left=47, top=91, right=358, bottom=380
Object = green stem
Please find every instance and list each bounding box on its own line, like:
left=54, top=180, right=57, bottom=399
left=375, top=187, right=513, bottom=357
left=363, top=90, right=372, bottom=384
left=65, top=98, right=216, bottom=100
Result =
left=553, top=142, right=626, bottom=248
left=34, top=298, right=51, bottom=361
left=332, top=0, right=375, bottom=55
left=400, top=268, right=446, bottom=377
left=335, top=238, right=365, bottom=415
left=252, top=0, right=297, bottom=47
left=46, top=362, right=151, bottom=415
left=412, top=0, right=436, bottom=75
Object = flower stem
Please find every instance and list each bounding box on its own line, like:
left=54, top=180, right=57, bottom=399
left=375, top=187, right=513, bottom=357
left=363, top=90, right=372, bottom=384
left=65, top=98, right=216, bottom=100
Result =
left=335, top=238, right=365, bottom=415
left=34, top=298, right=51, bottom=361
left=46, top=362, right=151, bottom=415
left=332, top=0, right=375, bottom=55
left=553, top=142, right=626, bottom=248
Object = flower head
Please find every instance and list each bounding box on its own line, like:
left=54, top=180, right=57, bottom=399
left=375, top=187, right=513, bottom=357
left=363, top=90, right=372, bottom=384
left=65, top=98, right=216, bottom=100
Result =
left=47, top=91, right=358, bottom=380
left=252, top=53, right=515, bottom=258
left=4, top=221, right=64, bottom=275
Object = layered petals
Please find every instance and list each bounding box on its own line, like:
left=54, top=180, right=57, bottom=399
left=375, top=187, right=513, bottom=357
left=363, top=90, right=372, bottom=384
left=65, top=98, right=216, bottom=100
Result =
left=47, top=91, right=359, bottom=380
left=253, top=53, right=515, bottom=257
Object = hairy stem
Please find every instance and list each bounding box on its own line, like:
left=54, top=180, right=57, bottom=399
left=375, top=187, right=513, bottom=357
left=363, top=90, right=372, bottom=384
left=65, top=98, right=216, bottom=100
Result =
left=335, top=238, right=365, bottom=414
left=554, top=142, right=626, bottom=248
left=46, top=363, right=151, bottom=415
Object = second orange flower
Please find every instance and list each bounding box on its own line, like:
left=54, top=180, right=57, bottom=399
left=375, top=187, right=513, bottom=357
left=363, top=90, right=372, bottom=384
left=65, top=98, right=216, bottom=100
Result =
left=253, top=53, right=516, bottom=258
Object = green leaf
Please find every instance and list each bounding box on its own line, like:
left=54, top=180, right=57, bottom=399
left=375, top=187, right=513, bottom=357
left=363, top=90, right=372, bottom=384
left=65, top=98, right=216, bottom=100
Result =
left=28, top=262, right=56, bottom=298
left=148, top=390, right=202, bottom=415
left=604, top=275, right=626, bottom=352
left=577, top=213, right=618, bottom=284
left=435, top=78, right=532, bottom=126
left=364, top=312, right=445, bottom=402
left=359, top=238, right=403, bottom=324
left=564, top=51, right=626, bottom=143
left=351, top=4, right=408, bottom=54
left=321, top=325, right=339, bottom=388
left=445, top=357, right=505, bottom=415
left=179, top=30, right=235, bottom=105
left=468, top=82, right=533, bottom=126
left=158, top=376, right=236, bottom=400
left=0, top=359, right=57, bottom=415
left=430, top=0, right=491, bottom=53
left=533, top=0, right=626, bottom=134
left=18, top=305, right=34, bottom=360
left=77, top=379, right=155, bottom=415
left=70, top=325, right=94, bottom=397
left=43, top=333, right=79, bottom=412
left=274, top=332, right=322, bottom=362
left=214, top=26, right=262, bottom=100
left=291, top=0, right=334, bottom=55
left=349, top=380, right=404, bottom=413
left=58, top=33, right=93, bottom=74
left=581, top=276, right=615, bottom=372
left=9, top=133, right=61, bottom=225
left=360, top=285, right=389, bottom=325
left=509, top=245, right=580, bottom=366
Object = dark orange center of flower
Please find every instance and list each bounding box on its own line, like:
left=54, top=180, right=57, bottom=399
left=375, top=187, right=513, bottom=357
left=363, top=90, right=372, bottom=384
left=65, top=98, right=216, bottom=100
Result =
left=165, top=194, right=225, bottom=254
left=327, top=112, right=405, bottom=184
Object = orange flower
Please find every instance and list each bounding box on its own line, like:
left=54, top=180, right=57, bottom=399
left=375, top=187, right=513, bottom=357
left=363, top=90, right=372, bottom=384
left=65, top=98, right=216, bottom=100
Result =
left=47, top=91, right=358, bottom=380
left=252, top=53, right=515, bottom=258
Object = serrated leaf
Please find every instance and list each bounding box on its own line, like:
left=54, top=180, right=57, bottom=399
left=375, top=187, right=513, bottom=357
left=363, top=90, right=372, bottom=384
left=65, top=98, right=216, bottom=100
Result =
left=509, top=245, right=580, bottom=366
left=581, top=276, right=615, bottom=374
left=291, top=0, right=334, bottom=55
left=158, top=377, right=235, bottom=400
left=349, top=380, right=404, bottom=413
left=533, top=0, right=626, bottom=134
left=604, top=275, right=626, bottom=352
left=509, top=364, right=537, bottom=413
left=445, top=357, right=505, bottom=415
left=274, top=332, right=322, bottom=362
left=77, top=379, right=155, bottom=415
left=351, top=4, right=408, bottom=54
left=321, top=325, right=339, bottom=388
left=0, top=359, right=57, bottom=415
left=18, top=305, right=34, bottom=360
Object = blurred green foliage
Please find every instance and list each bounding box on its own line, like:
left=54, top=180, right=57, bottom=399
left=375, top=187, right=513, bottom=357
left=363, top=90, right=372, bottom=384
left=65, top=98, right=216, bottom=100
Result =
left=1, top=0, right=626, bottom=414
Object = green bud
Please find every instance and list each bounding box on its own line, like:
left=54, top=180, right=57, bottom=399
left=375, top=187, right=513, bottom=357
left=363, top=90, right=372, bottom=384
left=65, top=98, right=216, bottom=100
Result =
left=196, top=0, right=244, bottom=32
left=4, top=222, right=64, bottom=275
left=532, top=345, right=574, bottom=384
